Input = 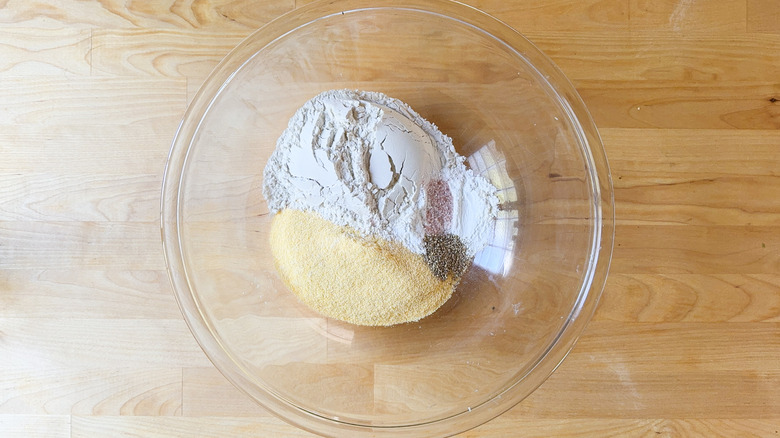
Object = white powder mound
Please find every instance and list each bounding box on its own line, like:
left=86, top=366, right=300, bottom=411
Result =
left=262, top=89, right=497, bottom=257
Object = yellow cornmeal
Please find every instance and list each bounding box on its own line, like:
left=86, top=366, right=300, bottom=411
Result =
left=269, top=208, right=458, bottom=326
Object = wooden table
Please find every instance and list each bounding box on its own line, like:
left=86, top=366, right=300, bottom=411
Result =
left=2, top=1, right=778, bottom=436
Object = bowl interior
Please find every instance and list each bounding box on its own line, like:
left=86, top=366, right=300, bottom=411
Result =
left=164, top=1, right=613, bottom=435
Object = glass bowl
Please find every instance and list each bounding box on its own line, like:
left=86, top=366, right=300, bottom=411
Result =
left=161, top=0, right=614, bottom=436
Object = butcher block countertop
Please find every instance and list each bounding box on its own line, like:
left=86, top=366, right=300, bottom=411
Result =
left=1, top=1, right=779, bottom=437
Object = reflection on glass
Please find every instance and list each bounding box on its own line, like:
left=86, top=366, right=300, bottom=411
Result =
left=468, top=140, right=519, bottom=276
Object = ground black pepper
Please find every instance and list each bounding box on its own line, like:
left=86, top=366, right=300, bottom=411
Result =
left=423, top=233, right=471, bottom=281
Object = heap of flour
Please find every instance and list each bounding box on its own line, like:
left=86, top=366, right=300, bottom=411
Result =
left=263, top=89, right=497, bottom=259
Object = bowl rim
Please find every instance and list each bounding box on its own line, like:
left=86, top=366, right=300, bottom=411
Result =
left=161, top=0, right=615, bottom=436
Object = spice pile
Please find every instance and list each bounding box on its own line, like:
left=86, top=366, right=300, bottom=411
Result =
left=263, top=90, right=497, bottom=326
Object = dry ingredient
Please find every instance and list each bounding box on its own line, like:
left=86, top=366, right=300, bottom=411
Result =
left=263, top=89, right=497, bottom=258
left=263, top=90, right=497, bottom=326
left=270, top=209, right=458, bottom=326
left=422, top=234, right=470, bottom=281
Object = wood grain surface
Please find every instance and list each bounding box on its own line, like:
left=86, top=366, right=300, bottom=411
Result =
left=1, top=1, right=779, bottom=437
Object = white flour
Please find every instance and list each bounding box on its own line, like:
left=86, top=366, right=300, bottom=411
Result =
left=263, top=89, right=497, bottom=257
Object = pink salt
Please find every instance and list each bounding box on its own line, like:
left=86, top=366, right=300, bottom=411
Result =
left=424, top=179, right=453, bottom=235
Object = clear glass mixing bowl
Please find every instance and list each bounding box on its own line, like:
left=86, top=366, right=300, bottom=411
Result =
left=161, top=0, right=614, bottom=436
